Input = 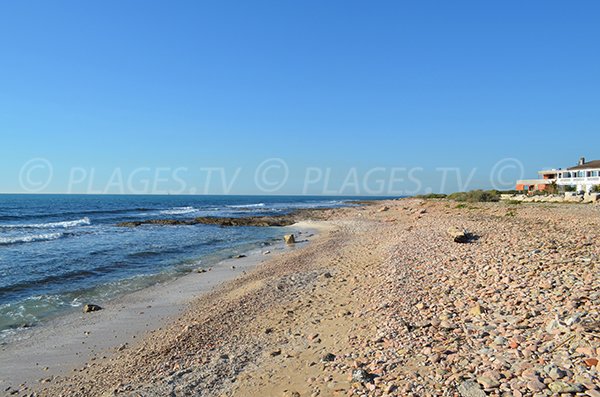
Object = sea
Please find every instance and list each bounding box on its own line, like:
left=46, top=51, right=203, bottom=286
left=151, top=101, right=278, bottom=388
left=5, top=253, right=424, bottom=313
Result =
left=0, top=194, right=386, bottom=341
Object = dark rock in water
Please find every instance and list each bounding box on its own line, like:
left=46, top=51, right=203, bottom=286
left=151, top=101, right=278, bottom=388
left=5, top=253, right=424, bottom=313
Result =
left=83, top=304, right=102, bottom=313
left=321, top=353, right=336, bottom=362
left=352, top=369, right=371, bottom=383
left=117, top=215, right=298, bottom=228
left=233, top=254, right=247, bottom=259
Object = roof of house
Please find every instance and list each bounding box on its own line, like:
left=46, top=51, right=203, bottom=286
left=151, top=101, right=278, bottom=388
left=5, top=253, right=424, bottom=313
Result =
left=568, top=160, right=600, bottom=170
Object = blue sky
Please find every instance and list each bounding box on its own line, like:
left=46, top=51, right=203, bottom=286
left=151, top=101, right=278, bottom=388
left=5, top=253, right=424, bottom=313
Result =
left=1, top=1, right=599, bottom=195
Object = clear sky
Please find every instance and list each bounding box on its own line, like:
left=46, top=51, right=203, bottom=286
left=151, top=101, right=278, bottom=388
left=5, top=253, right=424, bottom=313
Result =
left=1, top=1, right=599, bottom=195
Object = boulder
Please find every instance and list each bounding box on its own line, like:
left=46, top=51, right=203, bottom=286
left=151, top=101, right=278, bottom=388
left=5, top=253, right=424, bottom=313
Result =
left=564, top=192, right=583, bottom=202
left=447, top=227, right=470, bottom=243
left=83, top=304, right=102, bottom=313
left=284, top=234, right=296, bottom=244
left=583, top=192, right=600, bottom=203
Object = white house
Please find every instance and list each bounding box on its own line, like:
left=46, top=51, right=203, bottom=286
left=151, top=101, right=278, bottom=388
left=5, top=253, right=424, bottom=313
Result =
left=556, top=157, right=600, bottom=193
left=516, top=157, right=600, bottom=193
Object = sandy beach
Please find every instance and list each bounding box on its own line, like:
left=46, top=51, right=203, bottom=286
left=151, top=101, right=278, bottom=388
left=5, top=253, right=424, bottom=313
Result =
left=3, top=200, right=600, bottom=396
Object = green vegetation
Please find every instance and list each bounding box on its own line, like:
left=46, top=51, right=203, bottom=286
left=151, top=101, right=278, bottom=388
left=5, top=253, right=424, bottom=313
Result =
left=415, top=193, right=447, bottom=199
left=592, top=185, right=600, bottom=193
left=562, top=185, right=576, bottom=192
left=447, top=189, right=501, bottom=203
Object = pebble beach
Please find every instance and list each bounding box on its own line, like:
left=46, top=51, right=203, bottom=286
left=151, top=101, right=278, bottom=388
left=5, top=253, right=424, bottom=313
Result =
left=8, top=199, right=600, bottom=396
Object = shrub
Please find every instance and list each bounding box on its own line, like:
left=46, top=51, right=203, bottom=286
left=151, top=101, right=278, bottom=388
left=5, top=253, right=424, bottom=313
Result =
left=415, top=193, right=447, bottom=199
left=447, top=190, right=500, bottom=203
left=592, top=185, right=600, bottom=193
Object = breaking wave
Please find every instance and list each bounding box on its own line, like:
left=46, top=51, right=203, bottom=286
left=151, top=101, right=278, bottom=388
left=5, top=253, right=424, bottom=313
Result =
left=159, top=207, right=198, bottom=215
left=227, top=203, right=266, bottom=209
left=0, top=233, right=64, bottom=246
left=0, top=217, right=91, bottom=229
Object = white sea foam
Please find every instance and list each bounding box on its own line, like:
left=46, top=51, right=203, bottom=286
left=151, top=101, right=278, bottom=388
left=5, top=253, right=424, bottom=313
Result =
left=0, top=233, right=64, bottom=245
left=0, top=217, right=91, bottom=229
left=227, top=203, right=266, bottom=208
left=159, top=207, right=198, bottom=215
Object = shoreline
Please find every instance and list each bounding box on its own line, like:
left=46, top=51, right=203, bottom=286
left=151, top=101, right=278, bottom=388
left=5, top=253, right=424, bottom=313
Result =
left=0, top=221, right=325, bottom=392
left=9, top=200, right=599, bottom=396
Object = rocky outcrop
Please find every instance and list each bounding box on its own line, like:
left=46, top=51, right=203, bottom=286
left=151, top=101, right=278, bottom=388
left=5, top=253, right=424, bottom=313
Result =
left=117, top=216, right=297, bottom=228
left=283, top=234, right=295, bottom=244
left=116, top=208, right=339, bottom=228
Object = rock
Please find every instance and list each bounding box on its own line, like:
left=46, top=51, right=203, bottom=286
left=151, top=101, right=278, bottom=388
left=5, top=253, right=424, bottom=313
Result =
left=377, top=206, right=390, bottom=212
left=548, top=381, right=584, bottom=393
left=195, top=268, right=207, bottom=273
left=469, top=304, right=484, bottom=316
left=117, top=214, right=300, bottom=228
left=83, top=304, right=102, bottom=313
left=545, top=364, right=566, bottom=380
left=545, top=318, right=568, bottom=334
left=447, top=227, right=471, bottom=243
left=321, top=353, right=336, bottom=362
left=284, top=234, right=296, bottom=244
left=233, top=254, right=246, bottom=259
left=526, top=379, right=546, bottom=392
left=457, top=380, right=486, bottom=397
left=351, top=369, right=371, bottom=383
left=262, top=250, right=271, bottom=255
left=269, top=349, right=282, bottom=357
left=477, top=376, right=500, bottom=389
left=439, top=320, right=456, bottom=330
